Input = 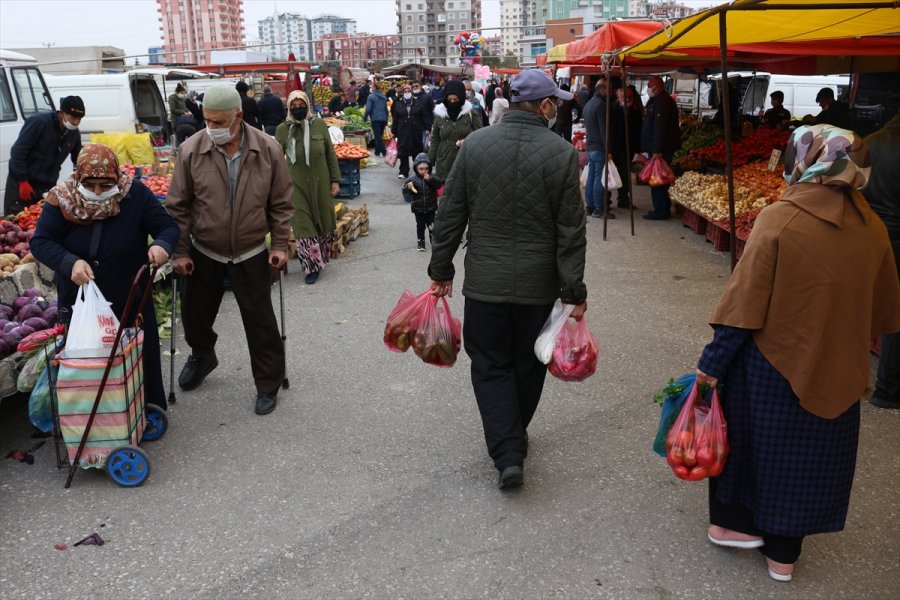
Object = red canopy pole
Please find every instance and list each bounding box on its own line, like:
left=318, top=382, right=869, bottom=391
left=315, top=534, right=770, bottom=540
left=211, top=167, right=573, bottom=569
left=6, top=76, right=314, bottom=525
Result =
left=719, top=11, right=737, bottom=270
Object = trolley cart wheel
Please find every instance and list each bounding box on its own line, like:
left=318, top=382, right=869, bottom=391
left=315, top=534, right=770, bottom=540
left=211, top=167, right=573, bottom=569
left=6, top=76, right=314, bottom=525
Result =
left=106, top=446, right=151, bottom=487
left=142, top=405, right=169, bottom=442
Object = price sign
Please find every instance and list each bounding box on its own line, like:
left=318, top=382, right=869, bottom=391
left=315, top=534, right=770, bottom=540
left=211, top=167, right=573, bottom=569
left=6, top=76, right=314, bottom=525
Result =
left=767, top=149, right=782, bottom=172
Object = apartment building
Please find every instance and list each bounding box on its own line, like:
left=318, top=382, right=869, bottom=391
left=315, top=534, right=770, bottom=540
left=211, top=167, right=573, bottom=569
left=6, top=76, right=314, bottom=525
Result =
left=157, top=0, right=244, bottom=65
left=396, top=1, right=483, bottom=67
left=313, top=33, right=401, bottom=68
left=258, top=14, right=357, bottom=61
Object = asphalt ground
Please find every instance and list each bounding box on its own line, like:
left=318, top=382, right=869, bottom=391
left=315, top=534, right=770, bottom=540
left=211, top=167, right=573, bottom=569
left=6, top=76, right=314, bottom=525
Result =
left=1, top=157, right=898, bottom=600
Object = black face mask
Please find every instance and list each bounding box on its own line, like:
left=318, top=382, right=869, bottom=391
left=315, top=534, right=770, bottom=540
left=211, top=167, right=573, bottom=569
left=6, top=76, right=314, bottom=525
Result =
left=291, top=107, right=308, bottom=121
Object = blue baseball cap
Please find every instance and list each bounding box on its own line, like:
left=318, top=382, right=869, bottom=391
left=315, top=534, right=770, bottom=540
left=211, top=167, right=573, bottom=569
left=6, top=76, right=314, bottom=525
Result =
left=509, top=70, right=574, bottom=104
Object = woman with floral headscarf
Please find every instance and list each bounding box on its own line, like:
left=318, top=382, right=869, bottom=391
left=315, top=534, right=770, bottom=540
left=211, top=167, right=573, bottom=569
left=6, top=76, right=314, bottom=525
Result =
left=31, top=144, right=180, bottom=410
left=275, top=90, right=340, bottom=284
left=691, top=125, right=900, bottom=582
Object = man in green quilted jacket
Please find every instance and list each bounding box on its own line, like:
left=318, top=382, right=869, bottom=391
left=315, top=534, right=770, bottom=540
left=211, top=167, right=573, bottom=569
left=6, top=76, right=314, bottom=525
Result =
left=428, top=70, right=588, bottom=490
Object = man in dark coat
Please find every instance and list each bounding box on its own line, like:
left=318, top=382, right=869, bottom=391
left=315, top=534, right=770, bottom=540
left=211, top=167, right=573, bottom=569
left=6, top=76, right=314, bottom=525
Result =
left=391, top=85, right=427, bottom=179
left=5, top=95, right=84, bottom=214
left=411, top=82, right=434, bottom=132
left=428, top=70, right=587, bottom=490
left=582, top=78, right=615, bottom=218
left=327, top=91, right=349, bottom=115
left=814, top=87, right=851, bottom=129
left=864, top=108, right=900, bottom=409
left=235, top=81, right=262, bottom=129
left=257, top=85, right=287, bottom=135
left=554, top=83, right=578, bottom=143
left=640, top=76, right=681, bottom=220
left=356, top=80, right=371, bottom=108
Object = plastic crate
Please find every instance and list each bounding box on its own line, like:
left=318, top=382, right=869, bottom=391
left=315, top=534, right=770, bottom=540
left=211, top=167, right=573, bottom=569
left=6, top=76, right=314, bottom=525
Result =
left=338, top=159, right=361, bottom=177
left=337, top=180, right=361, bottom=198
left=735, top=237, right=746, bottom=261
left=705, top=222, right=730, bottom=252
left=681, top=207, right=707, bottom=235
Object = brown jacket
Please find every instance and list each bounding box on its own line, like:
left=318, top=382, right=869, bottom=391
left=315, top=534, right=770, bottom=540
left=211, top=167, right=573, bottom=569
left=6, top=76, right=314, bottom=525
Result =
left=711, top=183, right=900, bottom=419
left=166, top=124, right=293, bottom=260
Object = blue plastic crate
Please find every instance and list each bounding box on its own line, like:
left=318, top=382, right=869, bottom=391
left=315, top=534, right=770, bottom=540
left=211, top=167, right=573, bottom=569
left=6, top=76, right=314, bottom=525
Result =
left=338, top=159, right=361, bottom=177
left=337, top=180, right=361, bottom=198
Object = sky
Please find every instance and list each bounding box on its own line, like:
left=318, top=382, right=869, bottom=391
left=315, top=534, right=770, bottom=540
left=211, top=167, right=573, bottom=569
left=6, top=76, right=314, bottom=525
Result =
left=0, top=0, right=711, bottom=62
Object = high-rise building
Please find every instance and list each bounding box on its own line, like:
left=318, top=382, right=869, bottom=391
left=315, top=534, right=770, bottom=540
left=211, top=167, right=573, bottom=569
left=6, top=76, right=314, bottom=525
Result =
left=499, top=0, right=527, bottom=58
left=629, top=0, right=651, bottom=17
left=313, top=33, right=401, bottom=68
left=157, top=0, right=244, bottom=65
left=258, top=14, right=357, bottom=61
left=396, top=1, right=483, bottom=67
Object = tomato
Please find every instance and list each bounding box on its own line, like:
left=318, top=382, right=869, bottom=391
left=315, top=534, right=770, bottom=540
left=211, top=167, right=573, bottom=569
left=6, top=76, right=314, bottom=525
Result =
left=669, top=445, right=684, bottom=463
left=696, top=446, right=716, bottom=468
left=674, top=431, right=693, bottom=448
left=708, top=461, right=725, bottom=477
left=688, top=466, right=709, bottom=481
left=683, top=448, right=697, bottom=468
left=673, top=465, right=691, bottom=480
left=666, top=453, right=684, bottom=468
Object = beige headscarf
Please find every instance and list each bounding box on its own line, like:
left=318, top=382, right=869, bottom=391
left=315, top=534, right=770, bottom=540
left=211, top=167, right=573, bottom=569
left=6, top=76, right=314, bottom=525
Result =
left=284, top=90, right=312, bottom=166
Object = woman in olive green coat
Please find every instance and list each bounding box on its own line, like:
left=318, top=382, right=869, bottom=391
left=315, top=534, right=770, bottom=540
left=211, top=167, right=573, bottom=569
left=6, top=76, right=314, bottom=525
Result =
left=275, top=90, right=340, bottom=284
left=428, top=79, right=482, bottom=179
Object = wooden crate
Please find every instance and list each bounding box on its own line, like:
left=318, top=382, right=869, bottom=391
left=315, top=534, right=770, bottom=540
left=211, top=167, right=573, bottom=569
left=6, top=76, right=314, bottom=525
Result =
left=345, top=134, right=367, bottom=150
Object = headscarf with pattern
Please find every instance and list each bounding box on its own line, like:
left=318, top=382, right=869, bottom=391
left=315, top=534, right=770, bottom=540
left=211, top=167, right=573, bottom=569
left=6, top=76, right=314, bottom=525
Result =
left=284, top=90, right=312, bottom=166
left=783, top=124, right=870, bottom=190
left=48, top=144, right=133, bottom=224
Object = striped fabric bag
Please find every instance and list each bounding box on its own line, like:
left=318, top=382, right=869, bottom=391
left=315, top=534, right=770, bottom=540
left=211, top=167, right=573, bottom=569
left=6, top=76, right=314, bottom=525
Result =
left=54, top=329, right=145, bottom=468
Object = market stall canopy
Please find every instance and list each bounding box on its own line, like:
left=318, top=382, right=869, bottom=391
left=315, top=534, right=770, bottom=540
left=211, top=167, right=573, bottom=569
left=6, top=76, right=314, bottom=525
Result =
left=381, top=62, right=475, bottom=77
left=548, top=21, right=667, bottom=65
left=616, top=0, right=900, bottom=73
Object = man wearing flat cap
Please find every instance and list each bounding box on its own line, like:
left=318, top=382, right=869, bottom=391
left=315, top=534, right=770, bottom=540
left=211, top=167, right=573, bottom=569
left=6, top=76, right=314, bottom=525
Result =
left=5, top=95, right=84, bottom=214
left=428, top=69, right=587, bottom=490
left=166, top=84, right=294, bottom=416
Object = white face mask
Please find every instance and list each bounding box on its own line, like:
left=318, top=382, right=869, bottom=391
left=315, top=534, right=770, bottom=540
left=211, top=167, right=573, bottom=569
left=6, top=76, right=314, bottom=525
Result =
left=62, top=116, right=78, bottom=131
left=542, top=100, right=558, bottom=129
left=206, top=116, right=236, bottom=146
left=78, top=184, right=120, bottom=202
left=403, top=93, right=412, bottom=100
left=178, top=93, right=188, bottom=99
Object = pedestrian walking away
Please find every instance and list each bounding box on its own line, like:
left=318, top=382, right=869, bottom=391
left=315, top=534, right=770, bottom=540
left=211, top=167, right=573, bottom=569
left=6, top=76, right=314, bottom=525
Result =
left=863, top=108, right=900, bottom=409
left=428, top=69, right=587, bottom=490
left=236, top=81, right=262, bottom=130
left=695, top=125, right=900, bottom=582
left=402, top=153, right=442, bottom=251
left=640, top=76, right=681, bottom=220
left=582, top=78, right=616, bottom=219
left=489, top=87, right=509, bottom=126
left=276, top=90, right=341, bottom=284
left=391, top=85, right=428, bottom=179
left=364, top=84, right=390, bottom=159
left=4, top=95, right=84, bottom=215
left=165, top=84, right=294, bottom=416
left=30, top=143, right=180, bottom=412
left=258, top=85, right=287, bottom=136
left=429, top=80, right=481, bottom=180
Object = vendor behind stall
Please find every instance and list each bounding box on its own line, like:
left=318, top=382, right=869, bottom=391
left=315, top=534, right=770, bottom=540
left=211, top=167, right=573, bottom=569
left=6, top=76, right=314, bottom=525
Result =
left=763, top=91, right=791, bottom=129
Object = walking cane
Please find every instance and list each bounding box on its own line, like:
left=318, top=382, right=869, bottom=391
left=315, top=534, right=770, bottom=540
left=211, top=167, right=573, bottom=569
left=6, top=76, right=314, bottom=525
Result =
left=168, top=272, right=178, bottom=404
left=276, top=266, right=289, bottom=390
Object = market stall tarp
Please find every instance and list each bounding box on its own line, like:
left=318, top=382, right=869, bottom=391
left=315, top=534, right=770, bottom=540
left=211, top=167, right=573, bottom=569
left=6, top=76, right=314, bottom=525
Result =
left=381, top=62, right=475, bottom=77
left=617, top=0, right=900, bottom=72
left=550, top=21, right=667, bottom=65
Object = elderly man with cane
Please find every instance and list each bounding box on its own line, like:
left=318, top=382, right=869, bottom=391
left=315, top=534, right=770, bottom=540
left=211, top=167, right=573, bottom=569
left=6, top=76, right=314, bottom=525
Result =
left=166, top=84, right=294, bottom=415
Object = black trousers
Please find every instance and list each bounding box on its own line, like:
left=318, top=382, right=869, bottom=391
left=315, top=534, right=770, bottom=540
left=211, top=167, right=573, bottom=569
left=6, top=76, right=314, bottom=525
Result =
left=414, top=211, right=434, bottom=241
left=397, top=154, right=411, bottom=177
left=463, top=298, right=554, bottom=470
left=708, top=478, right=804, bottom=564
left=182, top=247, right=285, bottom=395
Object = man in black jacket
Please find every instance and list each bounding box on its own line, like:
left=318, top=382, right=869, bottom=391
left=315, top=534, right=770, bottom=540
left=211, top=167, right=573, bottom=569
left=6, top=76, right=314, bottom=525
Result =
left=582, top=77, right=615, bottom=218
left=4, top=95, right=84, bottom=214
left=428, top=70, right=587, bottom=490
left=257, top=85, right=286, bottom=135
left=235, top=81, right=262, bottom=129
left=641, top=76, right=681, bottom=219
left=864, top=109, right=900, bottom=409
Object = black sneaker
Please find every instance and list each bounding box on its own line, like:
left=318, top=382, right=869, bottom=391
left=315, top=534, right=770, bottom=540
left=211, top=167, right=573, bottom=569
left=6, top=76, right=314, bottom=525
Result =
left=585, top=207, right=594, bottom=216
left=871, top=393, right=900, bottom=409
left=178, top=352, right=219, bottom=390
left=592, top=211, right=615, bottom=219
left=498, top=465, right=524, bottom=489
left=254, top=393, right=277, bottom=415
left=417, top=239, right=426, bottom=252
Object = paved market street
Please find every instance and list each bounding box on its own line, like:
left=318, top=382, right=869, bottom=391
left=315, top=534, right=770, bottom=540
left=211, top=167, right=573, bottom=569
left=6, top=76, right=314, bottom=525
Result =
left=1, top=162, right=898, bottom=600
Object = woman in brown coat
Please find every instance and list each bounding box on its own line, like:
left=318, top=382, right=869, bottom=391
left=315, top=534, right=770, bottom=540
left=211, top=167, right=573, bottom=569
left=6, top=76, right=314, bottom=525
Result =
left=695, top=125, right=900, bottom=582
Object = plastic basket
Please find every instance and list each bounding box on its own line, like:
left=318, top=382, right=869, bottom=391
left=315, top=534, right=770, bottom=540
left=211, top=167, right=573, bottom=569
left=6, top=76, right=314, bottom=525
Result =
left=705, top=222, right=730, bottom=252
left=681, top=207, right=707, bottom=235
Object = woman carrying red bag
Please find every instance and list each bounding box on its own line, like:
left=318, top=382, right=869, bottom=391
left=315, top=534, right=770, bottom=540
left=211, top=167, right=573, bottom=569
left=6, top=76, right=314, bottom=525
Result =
left=694, top=125, right=900, bottom=582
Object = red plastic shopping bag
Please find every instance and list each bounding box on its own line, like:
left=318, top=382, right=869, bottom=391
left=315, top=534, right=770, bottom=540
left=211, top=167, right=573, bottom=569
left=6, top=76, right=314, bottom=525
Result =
left=639, top=156, right=676, bottom=187
left=411, top=295, right=462, bottom=368
left=666, top=383, right=729, bottom=481
left=547, top=317, right=599, bottom=382
left=385, top=138, right=399, bottom=168
left=383, top=290, right=431, bottom=353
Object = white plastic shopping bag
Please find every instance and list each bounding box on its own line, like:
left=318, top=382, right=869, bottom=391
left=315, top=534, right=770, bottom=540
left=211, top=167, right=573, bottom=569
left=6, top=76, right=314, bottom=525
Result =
left=534, top=299, right=576, bottom=365
left=63, top=281, right=120, bottom=358
left=580, top=164, right=589, bottom=190
left=601, top=159, right=623, bottom=191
